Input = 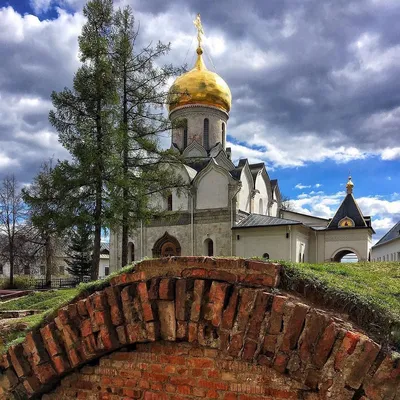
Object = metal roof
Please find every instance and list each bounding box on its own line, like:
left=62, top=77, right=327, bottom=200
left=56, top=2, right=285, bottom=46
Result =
left=233, top=213, right=301, bottom=229
left=373, top=221, right=400, bottom=248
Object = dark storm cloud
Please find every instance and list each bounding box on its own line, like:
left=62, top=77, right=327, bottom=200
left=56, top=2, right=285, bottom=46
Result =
left=1, top=0, right=400, bottom=183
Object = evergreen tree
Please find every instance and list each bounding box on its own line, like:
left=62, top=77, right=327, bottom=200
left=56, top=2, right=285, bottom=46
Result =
left=65, top=225, right=93, bottom=278
left=111, top=6, right=187, bottom=267
left=22, top=160, right=62, bottom=286
left=49, top=0, right=117, bottom=280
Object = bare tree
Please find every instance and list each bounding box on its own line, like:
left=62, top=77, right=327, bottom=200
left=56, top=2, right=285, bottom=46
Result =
left=0, top=175, right=29, bottom=287
left=280, top=194, right=294, bottom=211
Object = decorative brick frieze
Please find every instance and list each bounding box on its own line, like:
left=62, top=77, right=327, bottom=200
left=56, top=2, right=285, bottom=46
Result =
left=0, top=257, right=399, bottom=399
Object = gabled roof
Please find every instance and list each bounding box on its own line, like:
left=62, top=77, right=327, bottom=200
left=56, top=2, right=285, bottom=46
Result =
left=327, top=193, right=368, bottom=229
left=373, top=221, right=400, bottom=248
left=249, top=162, right=264, bottom=183
left=233, top=213, right=301, bottom=229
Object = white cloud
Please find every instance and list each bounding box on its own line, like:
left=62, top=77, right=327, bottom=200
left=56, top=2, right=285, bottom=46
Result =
left=381, top=147, right=400, bottom=160
left=295, top=183, right=311, bottom=189
left=315, top=183, right=322, bottom=188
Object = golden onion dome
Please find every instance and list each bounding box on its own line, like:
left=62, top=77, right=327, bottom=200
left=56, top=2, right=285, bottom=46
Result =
left=168, top=47, right=232, bottom=113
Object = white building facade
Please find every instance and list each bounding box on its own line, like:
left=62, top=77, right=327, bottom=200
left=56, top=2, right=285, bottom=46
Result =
left=371, top=221, right=400, bottom=262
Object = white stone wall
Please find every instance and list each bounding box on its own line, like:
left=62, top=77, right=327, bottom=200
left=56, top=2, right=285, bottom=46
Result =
left=170, top=106, right=228, bottom=151
left=238, top=168, right=251, bottom=213
left=254, top=173, right=270, bottom=215
left=371, top=238, right=400, bottom=261
left=321, top=229, right=372, bottom=262
left=196, top=168, right=229, bottom=209
left=233, top=226, right=292, bottom=260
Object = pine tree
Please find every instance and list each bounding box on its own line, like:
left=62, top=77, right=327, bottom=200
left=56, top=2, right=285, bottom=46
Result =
left=49, top=0, right=117, bottom=280
left=111, top=6, right=187, bottom=267
left=65, top=225, right=93, bottom=278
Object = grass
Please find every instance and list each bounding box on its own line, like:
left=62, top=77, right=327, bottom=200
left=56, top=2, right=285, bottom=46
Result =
left=279, top=260, right=400, bottom=349
left=0, top=289, right=79, bottom=353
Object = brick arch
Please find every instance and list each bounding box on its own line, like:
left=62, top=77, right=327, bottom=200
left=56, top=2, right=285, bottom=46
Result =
left=0, top=257, right=398, bottom=400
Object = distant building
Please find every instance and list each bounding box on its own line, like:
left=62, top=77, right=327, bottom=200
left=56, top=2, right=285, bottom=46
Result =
left=371, top=221, right=400, bottom=262
left=0, top=241, right=110, bottom=279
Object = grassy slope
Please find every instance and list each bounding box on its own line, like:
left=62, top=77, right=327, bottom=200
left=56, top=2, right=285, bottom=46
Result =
left=0, top=261, right=399, bottom=352
left=0, top=289, right=79, bottom=351
left=280, top=261, right=400, bottom=348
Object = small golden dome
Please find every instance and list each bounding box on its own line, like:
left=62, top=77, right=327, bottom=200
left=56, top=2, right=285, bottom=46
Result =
left=168, top=46, right=232, bottom=113
left=346, top=176, right=354, bottom=194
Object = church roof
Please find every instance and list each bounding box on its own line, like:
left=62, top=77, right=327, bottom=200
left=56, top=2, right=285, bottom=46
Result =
left=270, top=179, right=278, bottom=190
left=249, top=163, right=264, bottom=182
left=373, top=221, right=400, bottom=248
left=327, top=193, right=368, bottom=229
left=233, top=213, right=301, bottom=229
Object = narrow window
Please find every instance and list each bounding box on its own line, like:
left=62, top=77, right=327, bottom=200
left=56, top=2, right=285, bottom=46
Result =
left=0, top=264, right=3, bottom=274
left=207, top=239, right=214, bottom=256
left=259, top=198, right=263, bottom=214
left=105, top=267, right=110, bottom=276
left=167, top=194, right=173, bottom=211
left=183, top=119, right=188, bottom=148
left=222, top=122, right=226, bottom=148
left=203, top=118, right=209, bottom=149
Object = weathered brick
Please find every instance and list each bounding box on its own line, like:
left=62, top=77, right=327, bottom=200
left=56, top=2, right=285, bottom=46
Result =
left=190, top=280, right=205, bottom=322
left=8, top=344, right=32, bottom=378
left=159, top=278, right=175, bottom=300
left=175, top=279, right=188, bottom=321
left=280, top=302, right=309, bottom=352
left=221, top=287, right=240, bottom=330
left=137, top=282, right=154, bottom=322
left=313, top=321, right=339, bottom=368
left=158, top=301, right=176, bottom=341
left=204, top=281, right=229, bottom=327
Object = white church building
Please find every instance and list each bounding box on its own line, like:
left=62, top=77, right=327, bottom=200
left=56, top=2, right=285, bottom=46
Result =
left=110, top=21, right=374, bottom=270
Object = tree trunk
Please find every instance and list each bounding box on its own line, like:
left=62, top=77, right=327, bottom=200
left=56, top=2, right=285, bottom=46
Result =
left=121, top=68, right=129, bottom=268
left=9, top=244, right=14, bottom=288
left=92, top=96, right=103, bottom=281
left=45, top=236, right=53, bottom=287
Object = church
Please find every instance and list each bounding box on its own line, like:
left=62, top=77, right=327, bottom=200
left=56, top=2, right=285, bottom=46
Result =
left=110, top=17, right=374, bottom=270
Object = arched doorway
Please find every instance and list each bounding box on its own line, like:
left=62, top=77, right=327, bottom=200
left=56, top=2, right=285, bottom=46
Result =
left=332, top=249, right=359, bottom=263
left=152, top=232, right=181, bottom=258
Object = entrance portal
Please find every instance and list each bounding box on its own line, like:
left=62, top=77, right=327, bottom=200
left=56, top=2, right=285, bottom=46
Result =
left=152, top=232, right=181, bottom=257
left=332, top=249, right=359, bottom=263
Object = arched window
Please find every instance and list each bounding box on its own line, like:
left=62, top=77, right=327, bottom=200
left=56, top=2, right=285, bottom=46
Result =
left=203, top=118, right=209, bottom=149
left=204, top=238, right=214, bottom=256
left=167, top=194, right=173, bottom=211
left=183, top=119, right=188, bottom=148
left=263, top=253, right=270, bottom=260
left=222, top=122, right=226, bottom=149
left=128, top=242, right=135, bottom=263
left=259, top=198, right=263, bottom=214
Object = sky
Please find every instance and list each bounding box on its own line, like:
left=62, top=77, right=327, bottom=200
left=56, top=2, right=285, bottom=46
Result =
left=0, top=0, right=399, bottom=243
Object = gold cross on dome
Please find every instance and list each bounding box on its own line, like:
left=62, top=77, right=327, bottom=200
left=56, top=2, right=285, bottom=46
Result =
left=193, top=13, right=204, bottom=48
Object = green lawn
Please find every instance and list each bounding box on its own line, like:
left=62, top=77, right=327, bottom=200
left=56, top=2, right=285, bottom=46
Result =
left=0, top=289, right=79, bottom=352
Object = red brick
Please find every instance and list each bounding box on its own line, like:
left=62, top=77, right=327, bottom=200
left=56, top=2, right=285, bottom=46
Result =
left=190, top=280, right=205, bottom=322
left=313, top=321, right=339, bottom=368
left=204, top=281, right=229, bottom=327
left=159, top=278, right=175, bottom=300
left=175, top=279, right=188, bottom=320
left=137, top=282, right=154, bottom=322
left=334, top=331, right=360, bottom=371
left=221, top=287, right=240, bottom=330
left=280, top=303, right=309, bottom=352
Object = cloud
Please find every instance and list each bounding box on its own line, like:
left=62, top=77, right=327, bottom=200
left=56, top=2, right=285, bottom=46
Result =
left=295, top=183, right=311, bottom=190
left=315, top=183, right=322, bottom=188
